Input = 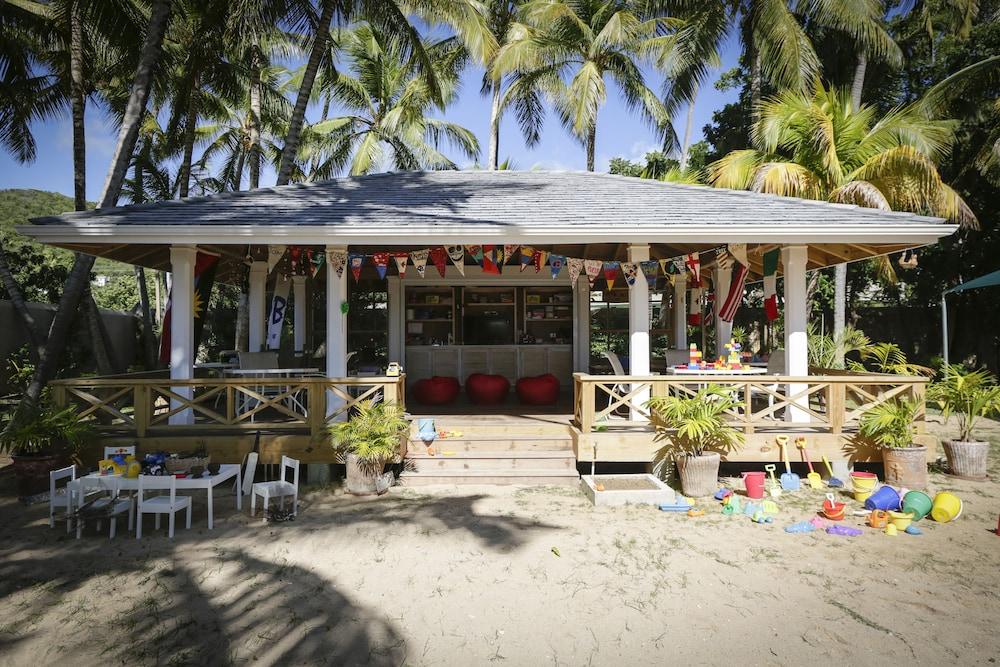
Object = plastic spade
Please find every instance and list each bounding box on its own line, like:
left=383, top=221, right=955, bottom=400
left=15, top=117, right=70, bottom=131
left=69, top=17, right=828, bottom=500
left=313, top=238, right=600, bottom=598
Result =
left=796, top=437, right=823, bottom=489
left=777, top=436, right=800, bottom=491
left=764, top=464, right=782, bottom=498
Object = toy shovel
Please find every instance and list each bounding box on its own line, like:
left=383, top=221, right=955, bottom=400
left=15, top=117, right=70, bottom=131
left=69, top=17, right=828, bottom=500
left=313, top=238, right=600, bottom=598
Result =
left=796, top=437, right=823, bottom=489
left=777, top=436, right=800, bottom=491
left=764, top=464, right=782, bottom=498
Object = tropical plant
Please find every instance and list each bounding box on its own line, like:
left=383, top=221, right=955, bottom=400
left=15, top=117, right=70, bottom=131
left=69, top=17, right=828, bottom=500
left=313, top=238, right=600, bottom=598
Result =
left=299, top=25, right=479, bottom=176
left=493, top=0, right=674, bottom=171
left=858, top=397, right=921, bottom=449
left=646, top=385, right=744, bottom=458
left=328, top=400, right=408, bottom=474
left=856, top=342, right=935, bottom=377
left=0, top=404, right=96, bottom=457
left=807, top=324, right=871, bottom=369
left=929, top=365, right=1000, bottom=442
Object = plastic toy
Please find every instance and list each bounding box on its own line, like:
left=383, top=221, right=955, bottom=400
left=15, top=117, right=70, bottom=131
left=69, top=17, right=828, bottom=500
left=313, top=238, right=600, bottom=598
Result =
left=931, top=492, right=962, bottom=522
left=868, top=510, right=890, bottom=528
left=764, top=464, right=782, bottom=498
left=760, top=500, right=779, bottom=514
left=724, top=340, right=742, bottom=369
left=822, top=456, right=844, bottom=488
left=822, top=493, right=846, bottom=521
left=687, top=508, right=705, bottom=517
left=714, top=488, right=733, bottom=501
left=777, top=437, right=800, bottom=490
left=687, top=343, right=702, bottom=369
left=743, top=501, right=758, bottom=517
left=884, top=524, right=898, bottom=536
left=826, top=525, right=863, bottom=537
left=659, top=497, right=694, bottom=512
left=751, top=511, right=773, bottom=524
left=795, top=438, right=823, bottom=489
left=865, top=485, right=902, bottom=511
left=905, top=525, right=923, bottom=536
left=784, top=521, right=815, bottom=533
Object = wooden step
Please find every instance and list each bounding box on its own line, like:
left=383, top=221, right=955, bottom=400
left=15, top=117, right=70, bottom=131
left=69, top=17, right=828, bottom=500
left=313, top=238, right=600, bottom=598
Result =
left=398, top=469, right=580, bottom=486
left=407, top=450, right=576, bottom=472
left=409, top=422, right=574, bottom=438
left=407, top=435, right=573, bottom=453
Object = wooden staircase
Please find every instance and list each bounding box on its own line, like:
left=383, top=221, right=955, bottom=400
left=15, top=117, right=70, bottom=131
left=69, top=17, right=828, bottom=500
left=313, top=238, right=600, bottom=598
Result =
left=400, top=416, right=580, bottom=486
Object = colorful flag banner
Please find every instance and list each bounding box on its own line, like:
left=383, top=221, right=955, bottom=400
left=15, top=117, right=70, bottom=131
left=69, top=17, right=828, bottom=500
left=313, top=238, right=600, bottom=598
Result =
left=763, top=248, right=780, bottom=321
left=466, top=244, right=483, bottom=265
left=348, top=253, right=365, bottom=282
left=729, top=243, right=748, bottom=267
left=289, top=246, right=302, bottom=274
left=584, top=259, right=603, bottom=287
left=568, top=257, right=585, bottom=286
left=308, top=250, right=324, bottom=279
left=520, top=246, right=535, bottom=272
left=504, top=244, right=519, bottom=266
left=410, top=248, right=429, bottom=277
left=688, top=287, right=703, bottom=326
left=715, top=248, right=733, bottom=270
left=639, top=260, right=659, bottom=290
left=391, top=251, right=409, bottom=278
left=603, top=261, right=620, bottom=290
left=685, top=252, right=701, bottom=286
left=482, top=245, right=501, bottom=275
left=549, top=254, right=565, bottom=279
left=266, top=245, right=285, bottom=273
left=372, top=252, right=389, bottom=280
left=159, top=252, right=219, bottom=363
left=430, top=246, right=448, bottom=278
left=446, top=245, right=465, bottom=275
left=326, top=249, right=347, bottom=279
left=534, top=249, right=549, bottom=273
left=719, top=263, right=749, bottom=322
left=266, top=276, right=291, bottom=350
left=621, top=262, right=638, bottom=287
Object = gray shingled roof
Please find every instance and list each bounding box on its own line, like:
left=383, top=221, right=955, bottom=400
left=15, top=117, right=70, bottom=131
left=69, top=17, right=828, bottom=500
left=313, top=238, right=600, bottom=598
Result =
left=31, top=170, right=946, bottom=229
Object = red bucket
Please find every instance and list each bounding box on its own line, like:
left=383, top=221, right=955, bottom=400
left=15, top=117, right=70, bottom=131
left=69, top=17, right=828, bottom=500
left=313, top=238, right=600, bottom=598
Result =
left=743, top=471, right=766, bottom=499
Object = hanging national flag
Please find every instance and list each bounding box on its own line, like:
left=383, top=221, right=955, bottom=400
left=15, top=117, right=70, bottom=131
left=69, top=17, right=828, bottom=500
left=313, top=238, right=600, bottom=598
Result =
left=158, top=252, right=219, bottom=363
left=621, top=262, right=638, bottom=287
left=568, top=257, right=585, bottom=286
left=603, top=261, right=620, bottom=290
left=549, top=254, right=565, bottom=279
left=348, top=253, right=365, bottom=281
left=660, top=258, right=675, bottom=275
left=715, top=248, right=733, bottom=270
left=763, top=248, right=780, bottom=321
left=266, top=277, right=291, bottom=350
left=719, top=263, right=749, bottom=322
left=639, top=260, right=659, bottom=290
left=391, top=251, right=409, bottom=278
left=466, top=245, right=484, bottom=265
left=411, top=248, right=429, bottom=277
left=685, top=252, right=701, bottom=286
left=482, top=245, right=501, bottom=275
left=372, top=252, right=390, bottom=280
left=584, top=259, right=603, bottom=287
left=534, top=249, right=549, bottom=273
left=492, top=245, right=505, bottom=273
left=520, top=246, right=535, bottom=272
left=688, top=287, right=703, bottom=326
left=266, top=245, right=285, bottom=273
left=430, top=247, right=448, bottom=277
left=327, top=249, right=347, bottom=279
left=446, top=245, right=465, bottom=275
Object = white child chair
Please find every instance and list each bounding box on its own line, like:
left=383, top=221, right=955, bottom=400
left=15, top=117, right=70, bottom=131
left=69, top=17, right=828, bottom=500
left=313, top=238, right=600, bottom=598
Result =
left=250, top=456, right=299, bottom=521
left=74, top=477, right=134, bottom=540
left=136, top=475, right=192, bottom=539
left=49, top=465, right=77, bottom=531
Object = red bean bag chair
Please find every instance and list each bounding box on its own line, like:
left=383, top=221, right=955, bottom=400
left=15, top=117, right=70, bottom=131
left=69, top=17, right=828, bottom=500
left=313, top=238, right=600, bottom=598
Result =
left=516, top=373, right=561, bottom=406
left=465, top=373, right=510, bottom=405
left=412, top=376, right=460, bottom=405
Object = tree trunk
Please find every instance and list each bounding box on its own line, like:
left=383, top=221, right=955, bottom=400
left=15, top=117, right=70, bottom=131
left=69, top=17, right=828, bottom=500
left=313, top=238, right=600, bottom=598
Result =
left=851, top=52, right=867, bottom=110
left=248, top=51, right=262, bottom=189
left=275, top=0, right=335, bottom=186
left=488, top=82, right=501, bottom=170
left=235, top=291, right=249, bottom=352
left=586, top=122, right=596, bottom=172
left=0, top=248, right=43, bottom=357
left=233, top=151, right=246, bottom=190
left=13, top=0, right=172, bottom=418
left=750, top=52, right=762, bottom=125
left=135, top=265, right=158, bottom=368
left=69, top=0, right=87, bottom=212
left=680, top=83, right=698, bottom=171
left=307, top=93, right=331, bottom=180
left=84, top=286, right=115, bottom=376
left=177, top=75, right=200, bottom=198
left=833, top=262, right=847, bottom=367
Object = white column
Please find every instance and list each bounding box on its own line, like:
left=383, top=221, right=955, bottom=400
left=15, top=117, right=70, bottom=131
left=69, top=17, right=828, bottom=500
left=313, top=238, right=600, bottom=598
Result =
left=387, top=275, right=403, bottom=364
left=673, top=274, right=687, bottom=349
left=168, top=245, right=196, bottom=425
left=714, top=264, right=732, bottom=357
left=248, top=260, right=268, bottom=352
left=573, top=275, right=591, bottom=372
left=326, top=245, right=348, bottom=417
left=628, top=244, right=650, bottom=421
left=782, top=245, right=810, bottom=422
left=292, top=275, right=307, bottom=354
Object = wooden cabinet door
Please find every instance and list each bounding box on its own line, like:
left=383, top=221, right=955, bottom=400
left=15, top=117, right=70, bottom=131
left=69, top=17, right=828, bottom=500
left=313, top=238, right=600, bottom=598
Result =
left=518, top=347, right=547, bottom=378
left=547, top=348, right=573, bottom=385
left=490, top=348, right=518, bottom=382
left=405, top=348, right=432, bottom=381
left=430, top=348, right=460, bottom=379
left=461, top=348, right=490, bottom=379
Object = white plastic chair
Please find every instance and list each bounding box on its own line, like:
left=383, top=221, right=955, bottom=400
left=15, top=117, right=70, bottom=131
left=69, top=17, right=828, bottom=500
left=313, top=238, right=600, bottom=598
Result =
left=602, top=351, right=631, bottom=416
left=136, top=475, right=192, bottom=539
left=49, top=465, right=78, bottom=531
left=250, top=456, right=299, bottom=521
left=74, top=477, right=134, bottom=540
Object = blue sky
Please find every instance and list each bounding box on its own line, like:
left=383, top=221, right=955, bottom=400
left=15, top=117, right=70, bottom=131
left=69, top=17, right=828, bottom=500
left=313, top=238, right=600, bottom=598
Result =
left=0, top=33, right=740, bottom=202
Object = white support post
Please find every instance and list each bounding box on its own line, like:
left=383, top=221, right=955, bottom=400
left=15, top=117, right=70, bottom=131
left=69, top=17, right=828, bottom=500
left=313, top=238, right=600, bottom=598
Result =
left=326, top=245, right=348, bottom=418
left=673, top=274, right=687, bottom=350
left=782, top=245, right=810, bottom=422
left=292, top=275, right=307, bottom=354
left=387, top=275, right=403, bottom=365
left=573, top=276, right=590, bottom=372
left=248, top=260, right=268, bottom=352
left=628, top=244, right=650, bottom=421
left=714, top=264, right=732, bottom=357
left=168, top=245, right=196, bottom=425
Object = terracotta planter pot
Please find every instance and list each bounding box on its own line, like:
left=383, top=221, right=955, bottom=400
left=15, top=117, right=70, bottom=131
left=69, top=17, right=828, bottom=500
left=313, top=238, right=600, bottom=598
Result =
left=12, top=454, right=62, bottom=498
left=882, top=445, right=928, bottom=490
left=676, top=452, right=721, bottom=498
left=943, top=440, right=989, bottom=480
left=345, top=453, right=393, bottom=496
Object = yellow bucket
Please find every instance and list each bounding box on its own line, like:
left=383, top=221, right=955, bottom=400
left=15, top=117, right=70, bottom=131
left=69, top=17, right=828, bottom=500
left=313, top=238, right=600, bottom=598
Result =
left=854, top=490, right=873, bottom=503
left=888, top=510, right=914, bottom=531
left=851, top=472, right=879, bottom=492
left=931, top=492, right=962, bottom=523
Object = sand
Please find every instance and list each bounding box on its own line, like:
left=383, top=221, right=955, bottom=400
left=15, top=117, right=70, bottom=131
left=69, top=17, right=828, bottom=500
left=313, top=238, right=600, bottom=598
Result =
left=1, top=415, right=999, bottom=666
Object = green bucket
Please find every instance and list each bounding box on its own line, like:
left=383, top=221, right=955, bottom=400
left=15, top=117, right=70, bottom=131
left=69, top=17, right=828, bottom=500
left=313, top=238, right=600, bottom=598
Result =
left=901, top=491, right=933, bottom=521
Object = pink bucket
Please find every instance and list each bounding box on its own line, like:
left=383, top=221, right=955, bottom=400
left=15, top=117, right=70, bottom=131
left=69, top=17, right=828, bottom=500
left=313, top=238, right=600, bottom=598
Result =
left=743, top=471, right=766, bottom=499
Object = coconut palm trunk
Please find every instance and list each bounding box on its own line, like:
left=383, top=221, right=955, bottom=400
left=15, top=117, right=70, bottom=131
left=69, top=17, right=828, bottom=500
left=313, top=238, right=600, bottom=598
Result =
left=135, top=266, right=158, bottom=368
left=586, top=123, right=596, bottom=172
left=488, top=83, right=501, bottom=170
left=84, top=286, right=114, bottom=376
left=851, top=53, right=867, bottom=109
left=177, top=76, right=200, bottom=198
left=0, top=249, right=43, bottom=357
left=14, top=0, right=173, bottom=418
left=69, top=0, right=87, bottom=212
left=679, top=83, right=698, bottom=171
left=248, top=52, right=262, bottom=189
left=276, top=0, right=335, bottom=186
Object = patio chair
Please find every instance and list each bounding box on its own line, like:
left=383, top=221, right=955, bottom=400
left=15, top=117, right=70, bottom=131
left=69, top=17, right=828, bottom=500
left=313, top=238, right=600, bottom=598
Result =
left=235, top=351, right=282, bottom=418
left=49, top=465, right=79, bottom=532
left=602, top=351, right=631, bottom=417
left=136, top=475, right=192, bottom=539
left=74, top=477, right=134, bottom=540
left=250, top=455, right=299, bottom=522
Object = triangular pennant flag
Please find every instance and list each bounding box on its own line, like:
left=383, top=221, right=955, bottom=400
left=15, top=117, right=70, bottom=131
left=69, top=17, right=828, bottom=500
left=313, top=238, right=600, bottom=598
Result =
left=673, top=258, right=686, bottom=275
left=309, top=249, right=325, bottom=279
left=326, top=249, right=347, bottom=279
left=492, top=245, right=505, bottom=274
left=763, top=248, right=780, bottom=321
left=688, top=287, right=703, bottom=325
left=729, top=243, right=748, bottom=268
left=466, top=245, right=483, bottom=265
left=534, top=249, right=549, bottom=273
left=584, top=259, right=602, bottom=287
left=660, top=258, right=674, bottom=275
left=504, top=244, right=519, bottom=266
left=267, top=245, right=286, bottom=273
left=639, top=260, right=659, bottom=290
left=289, top=246, right=302, bottom=274
left=520, top=246, right=535, bottom=272
left=410, top=249, right=429, bottom=278
left=372, top=252, right=389, bottom=280
left=549, top=254, right=565, bottom=279
left=685, top=252, right=701, bottom=287
left=391, top=251, right=409, bottom=278
left=603, top=261, right=620, bottom=290
left=481, top=245, right=500, bottom=275
left=446, top=245, right=465, bottom=276
left=348, top=253, right=365, bottom=282
left=568, top=257, right=585, bottom=286
left=430, top=246, right=448, bottom=278
left=621, top=262, right=638, bottom=287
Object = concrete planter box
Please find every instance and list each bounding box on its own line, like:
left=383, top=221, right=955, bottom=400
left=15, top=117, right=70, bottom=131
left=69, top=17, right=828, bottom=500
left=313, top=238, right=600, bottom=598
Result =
left=581, top=474, right=676, bottom=507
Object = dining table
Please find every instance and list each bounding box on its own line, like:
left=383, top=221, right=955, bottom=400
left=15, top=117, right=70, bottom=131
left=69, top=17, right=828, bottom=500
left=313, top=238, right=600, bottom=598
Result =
left=68, top=463, right=242, bottom=530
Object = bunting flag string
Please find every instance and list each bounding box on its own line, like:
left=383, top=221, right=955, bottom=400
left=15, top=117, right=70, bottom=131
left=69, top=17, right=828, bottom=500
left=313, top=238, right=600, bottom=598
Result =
left=446, top=245, right=465, bottom=275
left=549, top=254, right=565, bottom=280
left=639, top=260, right=659, bottom=290
left=466, top=245, right=484, bottom=265
left=308, top=249, right=325, bottom=279
left=348, top=253, right=365, bottom=282
left=504, top=244, right=519, bottom=266
left=520, top=246, right=535, bottom=272
left=584, top=259, right=603, bottom=287
left=372, top=251, right=389, bottom=280
left=410, top=248, right=429, bottom=277
left=481, top=245, right=501, bottom=275
left=430, top=246, right=448, bottom=278
left=326, top=249, right=347, bottom=279
left=534, top=249, right=549, bottom=273
left=391, top=251, right=409, bottom=278
left=621, top=262, right=638, bottom=287
left=685, top=252, right=702, bottom=286
left=603, top=261, right=620, bottom=291
left=567, top=257, right=584, bottom=286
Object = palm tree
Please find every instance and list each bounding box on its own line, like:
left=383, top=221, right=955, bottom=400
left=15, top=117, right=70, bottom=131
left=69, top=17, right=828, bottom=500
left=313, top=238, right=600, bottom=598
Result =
left=494, top=0, right=674, bottom=171
left=296, top=24, right=479, bottom=177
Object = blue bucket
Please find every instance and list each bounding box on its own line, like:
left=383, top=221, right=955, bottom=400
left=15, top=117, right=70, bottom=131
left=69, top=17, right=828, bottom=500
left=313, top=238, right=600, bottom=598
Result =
left=864, top=485, right=901, bottom=511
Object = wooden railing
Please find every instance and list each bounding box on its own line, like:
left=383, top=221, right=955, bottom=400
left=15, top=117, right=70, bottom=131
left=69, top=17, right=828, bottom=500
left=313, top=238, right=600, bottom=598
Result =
left=572, top=373, right=927, bottom=436
left=50, top=375, right=405, bottom=440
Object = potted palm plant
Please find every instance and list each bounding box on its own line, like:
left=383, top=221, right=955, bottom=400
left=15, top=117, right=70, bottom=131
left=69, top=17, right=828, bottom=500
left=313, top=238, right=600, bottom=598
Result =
left=929, top=365, right=1000, bottom=480
left=329, top=400, right=409, bottom=495
left=646, top=385, right=745, bottom=497
left=0, top=404, right=96, bottom=498
left=858, top=398, right=927, bottom=489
